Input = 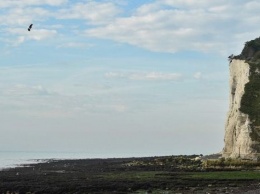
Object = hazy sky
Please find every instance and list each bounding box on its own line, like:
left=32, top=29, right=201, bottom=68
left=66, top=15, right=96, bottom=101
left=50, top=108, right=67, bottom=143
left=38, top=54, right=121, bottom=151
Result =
left=0, top=0, right=259, bottom=157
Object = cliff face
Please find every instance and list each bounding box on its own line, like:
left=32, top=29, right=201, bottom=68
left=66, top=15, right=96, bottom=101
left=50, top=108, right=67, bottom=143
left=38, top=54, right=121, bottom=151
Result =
left=222, top=59, right=253, bottom=158
left=223, top=37, right=260, bottom=159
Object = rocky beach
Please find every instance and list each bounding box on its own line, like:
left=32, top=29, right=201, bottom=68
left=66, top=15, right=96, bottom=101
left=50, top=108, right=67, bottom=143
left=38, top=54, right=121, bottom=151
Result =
left=1, top=155, right=260, bottom=194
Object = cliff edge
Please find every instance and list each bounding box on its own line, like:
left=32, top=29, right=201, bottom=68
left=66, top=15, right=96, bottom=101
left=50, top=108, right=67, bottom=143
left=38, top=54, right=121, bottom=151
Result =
left=223, top=37, right=260, bottom=159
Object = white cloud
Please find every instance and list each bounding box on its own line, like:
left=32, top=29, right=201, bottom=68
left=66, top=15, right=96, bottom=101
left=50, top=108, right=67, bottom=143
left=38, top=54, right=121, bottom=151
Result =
left=57, top=42, right=92, bottom=49
left=158, top=0, right=229, bottom=9
left=208, top=5, right=228, bottom=12
left=130, top=72, right=182, bottom=81
left=105, top=71, right=182, bottom=81
left=0, top=0, right=67, bottom=8
left=0, top=83, right=129, bottom=117
left=83, top=0, right=260, bottom=54
left=110, top=104, right=128, bottom=113
left=3, top=84, right=50, bottom=96
left=84, top=4, right=214, bottom=52
left=29, top=29, right=57, bottom=40
left=6, top=28, right=57, bottom=45
left=0, top=5, right=57, bottom=45
left=0, top=7, right=51, bottom=26
left=193, top=72, right=202, bottom=79
left=16, top=36, right=26, bottom=44
left=57, top=1, right=121, bottom=24
left=0, top=0, right=260, bottom=54
left=245, top=1, right=260, bottom=11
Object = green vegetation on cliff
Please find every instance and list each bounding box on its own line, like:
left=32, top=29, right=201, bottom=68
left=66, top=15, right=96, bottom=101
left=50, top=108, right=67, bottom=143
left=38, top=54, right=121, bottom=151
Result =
left=234, top=37, right=260, bottom=61
left=234, top=37, right=260, bottom=141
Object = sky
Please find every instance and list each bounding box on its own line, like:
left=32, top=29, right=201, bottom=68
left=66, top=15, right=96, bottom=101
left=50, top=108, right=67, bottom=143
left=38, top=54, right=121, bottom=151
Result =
left=1, top=0, right=260, bottom=157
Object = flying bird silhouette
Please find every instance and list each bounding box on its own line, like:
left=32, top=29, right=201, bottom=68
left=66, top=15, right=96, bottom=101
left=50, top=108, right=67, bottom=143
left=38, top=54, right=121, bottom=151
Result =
left=28, top=24, right=33, bottom=31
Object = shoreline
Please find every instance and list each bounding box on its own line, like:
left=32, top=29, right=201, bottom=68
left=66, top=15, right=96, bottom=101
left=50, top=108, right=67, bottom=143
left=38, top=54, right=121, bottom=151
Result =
left=0, top=151, right=179, bottom=171
left=1, top=155, right=260, bottom=193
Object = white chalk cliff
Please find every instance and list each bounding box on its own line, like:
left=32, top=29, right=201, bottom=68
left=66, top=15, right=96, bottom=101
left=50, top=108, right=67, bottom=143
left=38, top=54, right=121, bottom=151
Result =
left=223, top=37, right=260, bottom=159
left=222, top=58, right=260, bottom=159
left=222, top=59, right=254, bottom=159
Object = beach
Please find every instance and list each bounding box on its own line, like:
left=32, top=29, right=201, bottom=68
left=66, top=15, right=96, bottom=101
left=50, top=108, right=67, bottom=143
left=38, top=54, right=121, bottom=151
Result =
left=1, top=155, right=260, bottom=193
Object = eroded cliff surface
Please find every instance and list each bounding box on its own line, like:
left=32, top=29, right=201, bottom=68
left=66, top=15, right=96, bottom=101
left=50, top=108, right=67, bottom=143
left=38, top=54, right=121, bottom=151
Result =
left=223, top=37, right=260, bottom=159
left=222, top=59, right=253, bottom=158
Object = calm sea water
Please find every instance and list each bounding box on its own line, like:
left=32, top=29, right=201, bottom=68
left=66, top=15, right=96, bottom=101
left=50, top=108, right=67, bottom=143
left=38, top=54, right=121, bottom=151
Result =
left=0, top=151, right=112, bottom=170
left=0, top=151, right=163, bottom=170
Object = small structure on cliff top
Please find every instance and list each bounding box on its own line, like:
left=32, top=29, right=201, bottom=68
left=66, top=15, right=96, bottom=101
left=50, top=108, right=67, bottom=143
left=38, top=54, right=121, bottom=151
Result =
left=223, top=37, right=260, bottom=160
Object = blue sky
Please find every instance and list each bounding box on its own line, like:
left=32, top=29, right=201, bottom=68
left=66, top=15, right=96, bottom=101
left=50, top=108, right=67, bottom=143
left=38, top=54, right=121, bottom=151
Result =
left=0, top=0, right=260, bottom=157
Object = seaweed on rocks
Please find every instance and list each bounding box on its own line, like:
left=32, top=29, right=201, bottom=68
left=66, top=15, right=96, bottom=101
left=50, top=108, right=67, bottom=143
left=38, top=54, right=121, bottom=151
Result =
left=0, top=155, right=260, bottom=193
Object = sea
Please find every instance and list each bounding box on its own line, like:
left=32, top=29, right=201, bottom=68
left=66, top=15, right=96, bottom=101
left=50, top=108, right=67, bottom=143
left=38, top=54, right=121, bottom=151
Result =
left=0, top=151, right=167, bottom=170
left=0, top=151, right=115, bottom=170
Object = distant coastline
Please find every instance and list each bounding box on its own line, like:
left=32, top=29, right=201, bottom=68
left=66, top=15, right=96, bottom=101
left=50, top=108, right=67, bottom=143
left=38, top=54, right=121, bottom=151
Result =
left=0, top=151, right=196, bottom=170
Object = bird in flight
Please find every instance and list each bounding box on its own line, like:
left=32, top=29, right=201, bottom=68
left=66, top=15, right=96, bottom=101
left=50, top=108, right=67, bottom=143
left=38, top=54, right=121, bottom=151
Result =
left=28, top=24, right=33, bottom=31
